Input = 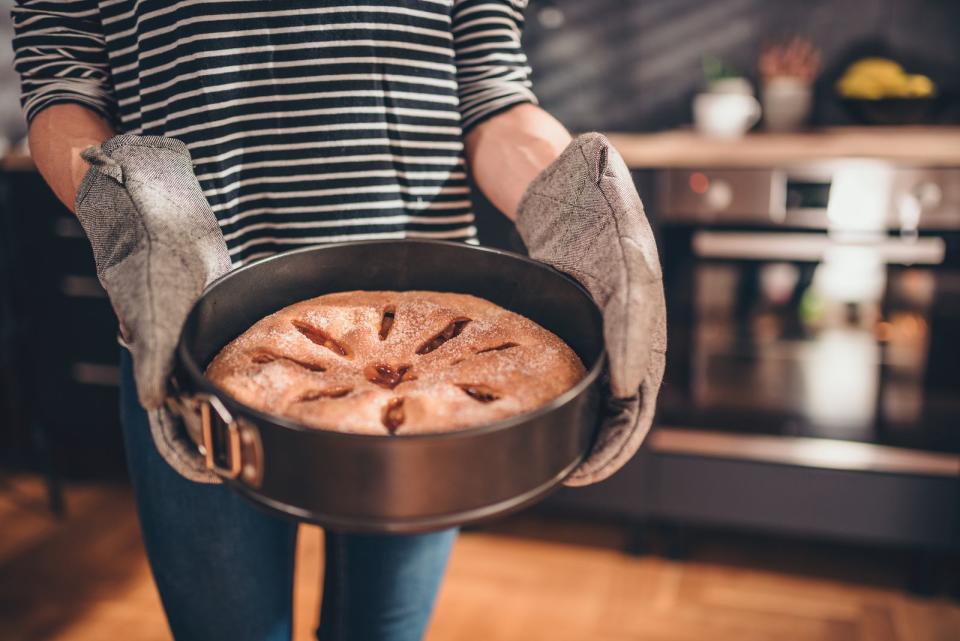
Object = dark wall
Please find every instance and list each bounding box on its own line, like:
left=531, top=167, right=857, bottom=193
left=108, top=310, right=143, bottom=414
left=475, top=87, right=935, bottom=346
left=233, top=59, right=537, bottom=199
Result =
left=522, top=0, right=960, bottom=131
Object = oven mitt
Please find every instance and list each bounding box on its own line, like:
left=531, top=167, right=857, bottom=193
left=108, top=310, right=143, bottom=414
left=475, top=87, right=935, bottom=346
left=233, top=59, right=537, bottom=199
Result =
left=74, top=134, right=231, bottom=483
left=516, top=132, right=666, bottom=486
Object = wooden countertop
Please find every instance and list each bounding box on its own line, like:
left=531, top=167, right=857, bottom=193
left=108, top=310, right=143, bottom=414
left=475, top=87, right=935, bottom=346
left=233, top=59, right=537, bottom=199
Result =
left=606, top=126, right=960, bottom=168
left=4, top=126, right=960, bottom=171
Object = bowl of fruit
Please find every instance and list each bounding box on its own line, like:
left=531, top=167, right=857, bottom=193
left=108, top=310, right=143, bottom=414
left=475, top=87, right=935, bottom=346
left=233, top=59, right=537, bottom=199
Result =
left=837, top=58, right=942, bottom=125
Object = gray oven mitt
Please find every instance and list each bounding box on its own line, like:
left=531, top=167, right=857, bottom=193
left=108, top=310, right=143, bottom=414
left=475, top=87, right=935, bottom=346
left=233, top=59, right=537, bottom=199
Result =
left=74, top=134, right=231, bottom=483
left=516, top=132, right=666, bottom=486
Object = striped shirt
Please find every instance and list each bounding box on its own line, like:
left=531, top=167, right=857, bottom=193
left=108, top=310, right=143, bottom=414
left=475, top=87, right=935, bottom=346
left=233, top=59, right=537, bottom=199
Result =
left=12, top=0, right=536, bottom=265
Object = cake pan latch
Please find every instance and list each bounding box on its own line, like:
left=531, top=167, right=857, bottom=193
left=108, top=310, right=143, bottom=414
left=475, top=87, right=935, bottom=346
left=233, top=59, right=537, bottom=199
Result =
left=199, top=395, right=242, bottom=478
left=168, top=387, right=263, bottom=487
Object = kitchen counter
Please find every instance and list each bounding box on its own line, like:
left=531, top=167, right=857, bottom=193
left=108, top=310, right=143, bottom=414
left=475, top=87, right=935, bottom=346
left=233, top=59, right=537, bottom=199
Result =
left=606, top=126, right=960, bottom=168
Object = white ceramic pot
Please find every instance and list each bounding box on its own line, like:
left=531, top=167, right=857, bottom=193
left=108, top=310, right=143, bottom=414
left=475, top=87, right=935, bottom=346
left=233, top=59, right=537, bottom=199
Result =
left=693, top=92, right=762, bottom=139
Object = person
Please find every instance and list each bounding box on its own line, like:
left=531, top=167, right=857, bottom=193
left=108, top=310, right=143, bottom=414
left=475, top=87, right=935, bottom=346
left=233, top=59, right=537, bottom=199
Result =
left=12, top=1, right=666, bottom=640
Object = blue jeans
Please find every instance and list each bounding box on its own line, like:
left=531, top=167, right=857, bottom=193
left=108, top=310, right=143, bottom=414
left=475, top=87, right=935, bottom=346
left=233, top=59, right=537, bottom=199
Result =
left=119, top=350, right=456, bottom=641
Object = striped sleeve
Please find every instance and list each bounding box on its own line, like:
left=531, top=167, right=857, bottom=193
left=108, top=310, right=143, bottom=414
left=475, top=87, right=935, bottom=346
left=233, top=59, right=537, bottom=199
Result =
left=452, top=0, right=537, bottom=132
left=11, top=0, right=115, bottom=125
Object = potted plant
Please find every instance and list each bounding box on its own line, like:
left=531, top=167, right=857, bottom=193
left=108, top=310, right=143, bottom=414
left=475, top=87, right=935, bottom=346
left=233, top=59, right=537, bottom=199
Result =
left=759, top=37, right=821, bottom=132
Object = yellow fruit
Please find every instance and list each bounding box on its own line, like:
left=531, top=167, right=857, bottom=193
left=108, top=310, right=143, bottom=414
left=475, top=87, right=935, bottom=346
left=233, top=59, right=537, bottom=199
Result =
left=846, top=58, right=904, bottom=79
left=837, top=58, right=936, bottom=99
left=838, top=74, right=885, bottom=99
left=904, top=74, right=935, bottom=98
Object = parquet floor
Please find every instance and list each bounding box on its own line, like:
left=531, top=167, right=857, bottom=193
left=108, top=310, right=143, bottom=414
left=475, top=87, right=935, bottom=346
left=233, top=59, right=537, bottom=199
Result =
left=1, top=474, right=957, bottom=641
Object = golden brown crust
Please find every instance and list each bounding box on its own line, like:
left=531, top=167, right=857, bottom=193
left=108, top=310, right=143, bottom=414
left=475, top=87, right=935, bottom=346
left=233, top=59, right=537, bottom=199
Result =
left=205, top=291, right=586, bottom=435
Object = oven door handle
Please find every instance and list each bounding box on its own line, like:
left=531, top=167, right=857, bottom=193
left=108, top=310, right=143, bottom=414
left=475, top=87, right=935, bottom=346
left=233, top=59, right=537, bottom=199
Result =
left=692, top=231, right=946, bottom=265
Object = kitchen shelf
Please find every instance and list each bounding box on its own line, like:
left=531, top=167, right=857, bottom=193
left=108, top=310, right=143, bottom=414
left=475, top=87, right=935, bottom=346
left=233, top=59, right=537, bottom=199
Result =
left=606, top=126, right=960, bottom=168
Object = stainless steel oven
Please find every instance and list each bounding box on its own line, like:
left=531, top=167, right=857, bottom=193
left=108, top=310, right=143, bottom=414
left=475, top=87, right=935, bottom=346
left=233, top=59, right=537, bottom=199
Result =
left=550, top=163, right=959, bottom=555
left=658, top=164, right=960, bottom=463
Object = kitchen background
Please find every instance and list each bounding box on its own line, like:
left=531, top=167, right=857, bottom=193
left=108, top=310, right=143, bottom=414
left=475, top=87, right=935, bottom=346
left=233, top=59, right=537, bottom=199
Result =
left=2, top=1, right=959, bottom=640
left=522, top=0, right=960, bottom=131
left=0, top=0, right=958, bottom=143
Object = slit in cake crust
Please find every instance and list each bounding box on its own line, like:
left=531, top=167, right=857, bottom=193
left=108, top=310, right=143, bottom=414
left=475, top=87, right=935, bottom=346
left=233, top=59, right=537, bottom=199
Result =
left=381, top=397, right=405, bottom=433
left=291, top=319, right=351, bottom=357
left=416, top=317, right=471, bottom=355
left=296, top=386, right=353, bottom=402
left=476, top=342, right=519, bottom=354
left=364, top=363, right=415, bottom=390
left=378, top=304, right=397, bottom=341
left=249, top=349, right=326, bottom=372
left=457, top=383, right=501, bottom=403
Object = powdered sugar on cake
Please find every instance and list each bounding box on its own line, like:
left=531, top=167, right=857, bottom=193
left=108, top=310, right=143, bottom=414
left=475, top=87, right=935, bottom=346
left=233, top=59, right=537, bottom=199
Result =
left=205, top=291, right=586, bottom=435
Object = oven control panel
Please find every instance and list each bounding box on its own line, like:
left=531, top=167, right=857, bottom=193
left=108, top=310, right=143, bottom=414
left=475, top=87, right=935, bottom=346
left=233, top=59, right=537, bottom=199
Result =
left=659, top=169, right=778, bottom=222
left=659, top=166, right=960, bottom=230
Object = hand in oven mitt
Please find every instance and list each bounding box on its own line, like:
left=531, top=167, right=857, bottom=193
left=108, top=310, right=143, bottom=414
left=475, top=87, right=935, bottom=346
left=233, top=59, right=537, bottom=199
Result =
left=516, top=133, right=666, bottom=486
left=74, top=135, right=232, bottom=483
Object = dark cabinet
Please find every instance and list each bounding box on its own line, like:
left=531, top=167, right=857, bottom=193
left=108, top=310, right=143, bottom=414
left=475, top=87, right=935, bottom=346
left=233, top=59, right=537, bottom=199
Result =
left=0, top=167, right=125, bottom=478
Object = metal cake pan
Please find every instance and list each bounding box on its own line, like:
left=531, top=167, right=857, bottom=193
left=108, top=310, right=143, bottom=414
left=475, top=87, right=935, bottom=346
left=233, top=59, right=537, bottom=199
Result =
left=172, top=240, right=605, bottom=533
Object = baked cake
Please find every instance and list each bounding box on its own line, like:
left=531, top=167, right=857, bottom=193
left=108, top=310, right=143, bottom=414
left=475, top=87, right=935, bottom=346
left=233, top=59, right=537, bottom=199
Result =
left=205, top=291, right=586, bottom=435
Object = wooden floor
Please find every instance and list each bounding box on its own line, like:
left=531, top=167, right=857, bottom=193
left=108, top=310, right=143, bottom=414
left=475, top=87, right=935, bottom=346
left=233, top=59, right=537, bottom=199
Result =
left=1, top=474, right=957, bottom=641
